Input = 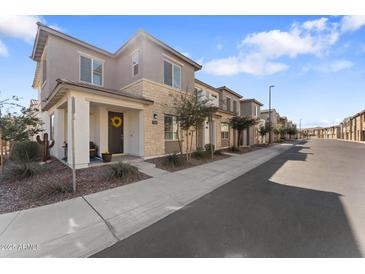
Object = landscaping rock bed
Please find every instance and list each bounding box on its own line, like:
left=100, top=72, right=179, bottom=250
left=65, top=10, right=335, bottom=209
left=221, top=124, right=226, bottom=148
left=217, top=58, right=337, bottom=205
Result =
left=146, top=152, right=230, bottom=172
left=0, top=159, right=150, bottom=214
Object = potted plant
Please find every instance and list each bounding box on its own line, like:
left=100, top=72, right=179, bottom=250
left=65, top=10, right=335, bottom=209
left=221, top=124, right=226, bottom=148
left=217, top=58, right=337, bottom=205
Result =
left=101, top=151, right=112, bottom=162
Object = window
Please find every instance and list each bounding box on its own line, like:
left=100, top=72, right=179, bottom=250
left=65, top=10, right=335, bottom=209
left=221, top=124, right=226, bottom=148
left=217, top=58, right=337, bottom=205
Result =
left=221, top=123, right=229, bottom=139
left=50, top=114, right=55, bottom=141
left=80, top=55, right=103, bottom=86
left=164, top=115, right=178, bottom=140
left=132, top=51, right=139, bottom=76
left=255, top=106, right=259, bottom=117
left=226, top=98, right=231, bottom=111
left=164, top=60, right=181, bottom=89
left=42, top=59, right=47, bottom=85
left=233, top=101, right=237, bottom=113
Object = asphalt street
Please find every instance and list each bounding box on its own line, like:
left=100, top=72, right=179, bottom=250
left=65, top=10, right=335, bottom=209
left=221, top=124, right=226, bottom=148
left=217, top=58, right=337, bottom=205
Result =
left=93, top=139, right=365, bottom=258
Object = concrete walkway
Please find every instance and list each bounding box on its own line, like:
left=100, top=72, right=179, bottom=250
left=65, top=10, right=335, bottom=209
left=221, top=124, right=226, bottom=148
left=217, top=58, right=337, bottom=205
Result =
left=0, top=143, right=296, bottom=258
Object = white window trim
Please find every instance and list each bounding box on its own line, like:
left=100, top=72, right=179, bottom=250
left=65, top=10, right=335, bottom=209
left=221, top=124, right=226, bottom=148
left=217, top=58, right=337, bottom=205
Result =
left=163, top=59, right=182, bottom=91
left=164, top=114, right=179, bottom=141
left=162, top=54, right=185, bottom=67
left=131, top=50, right=139, bottom=77
left=79, top=53, right=105, bottom=87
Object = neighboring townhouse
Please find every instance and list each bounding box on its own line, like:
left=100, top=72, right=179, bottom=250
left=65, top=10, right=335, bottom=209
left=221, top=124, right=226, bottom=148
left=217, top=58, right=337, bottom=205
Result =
left=352, top=110, right=365, bottom=141
left=278, top=116, right=289, bottom=140
left=217, top=86, right=243, bottom=148
left=240, top=99, right=264, bottom=145
left=31, top=23, right=203, bottom=169
left=342, top=117, right=352, bottom=140
left=302, top=127, right=321, bottom=138
left=260, top=108, right=280, bottom=142
left=194, top=79, right=221, bottom=149
left=322, top=125, right=341, bottom=139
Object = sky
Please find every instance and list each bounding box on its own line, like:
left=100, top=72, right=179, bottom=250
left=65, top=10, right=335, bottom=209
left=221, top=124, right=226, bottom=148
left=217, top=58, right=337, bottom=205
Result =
left=0, top=15, right=365, bottom=128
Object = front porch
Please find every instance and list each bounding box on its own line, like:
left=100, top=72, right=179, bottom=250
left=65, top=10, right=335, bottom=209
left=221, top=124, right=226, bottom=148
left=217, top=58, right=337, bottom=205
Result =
left=51, top=91, right=146, bottom=169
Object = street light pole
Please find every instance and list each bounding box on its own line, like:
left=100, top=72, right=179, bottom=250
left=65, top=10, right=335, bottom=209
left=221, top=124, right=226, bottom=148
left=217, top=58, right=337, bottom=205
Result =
left=268, top=85, right=275, bottom=144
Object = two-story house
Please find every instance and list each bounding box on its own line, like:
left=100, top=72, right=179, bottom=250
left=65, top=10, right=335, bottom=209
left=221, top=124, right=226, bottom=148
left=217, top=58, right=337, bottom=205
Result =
left=31, top=23, right=202, bottom=169
left=240, top=99, right=264, bottom=145
left=194, top=80, right=240, bottom=150
left=260, top=108, right=280, bottom=142
left=217, top=86, right=242, bottom=148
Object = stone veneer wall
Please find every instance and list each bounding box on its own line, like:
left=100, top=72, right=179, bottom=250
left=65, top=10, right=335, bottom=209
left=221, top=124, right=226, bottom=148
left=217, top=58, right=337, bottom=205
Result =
left=121, top=79, right=197, bottom=158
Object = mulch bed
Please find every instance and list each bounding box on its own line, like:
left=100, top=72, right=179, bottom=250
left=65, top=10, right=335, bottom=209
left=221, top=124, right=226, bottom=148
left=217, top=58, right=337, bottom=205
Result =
left=0, top=159, right=150, bottom=214
left=222, top=146, right=258, bottom=154
left=146, top=152, right=230, bottom=172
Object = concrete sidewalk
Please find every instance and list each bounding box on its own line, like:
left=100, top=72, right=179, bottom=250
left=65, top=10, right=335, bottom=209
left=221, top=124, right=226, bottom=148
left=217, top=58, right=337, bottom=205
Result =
left=0, top=143, right=296, bottom=258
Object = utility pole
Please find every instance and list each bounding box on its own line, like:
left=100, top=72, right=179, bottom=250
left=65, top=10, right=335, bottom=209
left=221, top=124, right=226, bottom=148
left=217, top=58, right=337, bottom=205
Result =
left=268, top=85, right=275, bottom=144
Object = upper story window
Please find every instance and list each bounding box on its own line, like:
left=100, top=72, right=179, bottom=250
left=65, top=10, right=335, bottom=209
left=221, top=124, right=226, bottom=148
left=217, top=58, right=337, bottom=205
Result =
left=226, top=97, right=231, bottom=111
left=132, top=51, right=139, bottom=76
left=255, top=105, right=259, bottom=116
left=80, top=55, right=103, bottom=86
left=164, top=60, right=181, bottom=89
left=233, top=101, right=237, bottom=114
left=42, top=59, right=47, bottom=85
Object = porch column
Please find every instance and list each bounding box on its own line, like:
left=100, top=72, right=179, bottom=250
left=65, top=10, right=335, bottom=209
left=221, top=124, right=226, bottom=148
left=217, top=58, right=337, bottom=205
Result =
left=138, top=110, right=144, bottom=157
left=67, top=95, right=90, bottom=169
left=53, top=108, right=65, bottom=159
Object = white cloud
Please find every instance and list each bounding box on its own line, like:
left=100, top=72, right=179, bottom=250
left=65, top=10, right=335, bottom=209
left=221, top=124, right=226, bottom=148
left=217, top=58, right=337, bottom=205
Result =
left=302, top=17, right=328, bottom=31
left=0, top=40, right=8, bottom=57
left=0, top=15, right=41, bottom=43
left=216, top=43, right=223, bottom=50
left=340, top=15, right=365, bottom=33
left=204, top=17, right=340, bottom=76
left=302, top=60, right=354, bottom=73
left=0, top=16, right=64, bottom=58
left=204, top=53, right=289, bottom=76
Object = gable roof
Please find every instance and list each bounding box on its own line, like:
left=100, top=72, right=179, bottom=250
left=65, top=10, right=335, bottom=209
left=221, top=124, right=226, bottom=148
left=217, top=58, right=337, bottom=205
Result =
left=217, top=86, right=243, bottom=99
left=240, top=98, right=263, bottom=106
left=194, top=79, right=219, bottom=93
left=42, top=78, right=154, bottom=111
left=31, top=23, right=201, bottom=70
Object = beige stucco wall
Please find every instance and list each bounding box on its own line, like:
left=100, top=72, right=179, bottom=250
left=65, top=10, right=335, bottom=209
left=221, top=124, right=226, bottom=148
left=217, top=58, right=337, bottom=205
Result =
left=142, top=37, right=196, bottom=94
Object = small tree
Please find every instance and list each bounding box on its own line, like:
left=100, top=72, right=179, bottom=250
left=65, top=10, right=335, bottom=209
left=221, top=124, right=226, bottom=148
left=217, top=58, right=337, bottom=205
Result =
left=230, top=116, right=258, bottom=148
left=1, top=106, right=43, bottom=142
left=0, top=95, right=42, bottom=171
left=278, top=127, right=288, bottom=140
left=258, top=125, right=269, bottom=143
left=173, top=90, right=217, bottom=160
left=287, top=126, right=298, bottom=139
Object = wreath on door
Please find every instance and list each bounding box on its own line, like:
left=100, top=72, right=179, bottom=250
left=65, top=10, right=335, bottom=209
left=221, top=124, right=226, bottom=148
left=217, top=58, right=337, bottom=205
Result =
left=111, top=116, right=122, bottom=128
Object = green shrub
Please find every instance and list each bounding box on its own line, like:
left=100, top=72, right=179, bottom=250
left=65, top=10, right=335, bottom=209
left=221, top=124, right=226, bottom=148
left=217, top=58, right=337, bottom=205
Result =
left=3, top=162, right=40, bottom=180
left=204, top=144, right=215, bottom=154
left=110, top=162, right=138, bottom=180
left=10, top=141, right=41, bottom=163
left=166, top=153, right=182, bottom=167
left=192, top=147, right=206, bottom=159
